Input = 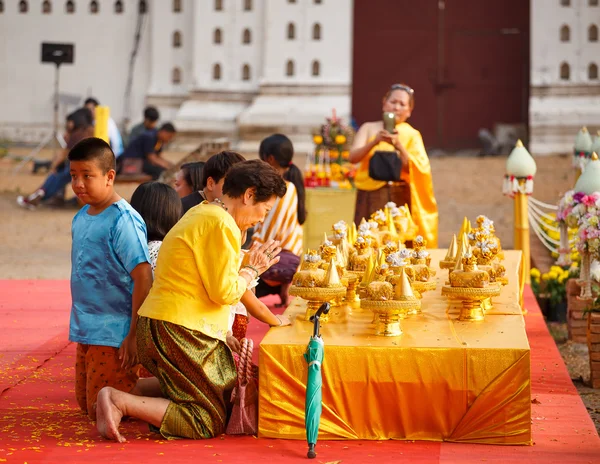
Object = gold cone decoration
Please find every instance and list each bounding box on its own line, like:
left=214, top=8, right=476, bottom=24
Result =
left=336, top=247, right=346, bottom=268
left=377, top=249, right=386, bottom=267
left=405, top=204, right=417, bottom=229
left=454, top=241, right=467, bottom=271
left=323, top=232, right=329, bottom=244
left=444, top=234, right=458, bottom=261
left=395, top=266, right=416, bottom=300
left=325, top=257, right=341, bottom=286
left=387, top=210, right=398, bottom=236
left=350, top=222, right=358, bottom=243
left=361, top=253, right=375, bottom=286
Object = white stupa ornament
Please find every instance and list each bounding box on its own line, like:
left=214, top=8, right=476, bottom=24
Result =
left=503, top=140, right=536, bottom=196
left=574, top=153, right=600, bottom=194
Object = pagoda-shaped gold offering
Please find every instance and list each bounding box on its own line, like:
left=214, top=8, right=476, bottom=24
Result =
left=361, top=266, right=420, bottom=336
left=370, top=208, right=399, bottom=245
left=318, top=236, right=352, bottom=306
left=408, top=236, right=437, bottom=299
left=441, top=252, right=501, bottom=321
left=289, top=253, right=346, bottom=322
left=468, top=215, right=507, bottom=285
left=386, top=202, right=418, bottom=243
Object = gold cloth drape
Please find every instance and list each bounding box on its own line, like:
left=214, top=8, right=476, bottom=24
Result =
left=258, top=250, right=531, bottom=444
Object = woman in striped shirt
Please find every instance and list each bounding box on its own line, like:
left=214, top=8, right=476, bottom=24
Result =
left=253, top=134, right=306, bottom=306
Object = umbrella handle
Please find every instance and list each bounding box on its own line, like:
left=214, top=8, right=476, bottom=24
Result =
left=311, top=303, right=330, bottom=338
left=307, top=443, right=316, bottom=459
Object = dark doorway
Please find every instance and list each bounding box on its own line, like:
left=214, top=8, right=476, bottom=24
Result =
left=351, top=0, right=530, bottom=149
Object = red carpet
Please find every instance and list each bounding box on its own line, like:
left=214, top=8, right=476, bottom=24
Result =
left=0, top=281, right=599, bottom=463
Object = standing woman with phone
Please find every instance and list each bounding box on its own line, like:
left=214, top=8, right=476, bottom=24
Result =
left=349, top=83, right=439, bottom=247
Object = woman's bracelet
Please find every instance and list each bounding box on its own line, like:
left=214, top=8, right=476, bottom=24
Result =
left=239, top=268, right=255, bottom=283
left=241, top=265, right=259, bottom=280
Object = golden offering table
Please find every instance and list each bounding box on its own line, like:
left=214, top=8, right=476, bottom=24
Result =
left=258, top=250, right=531, bottom=444
left=303, top=188, right=357, bottom=250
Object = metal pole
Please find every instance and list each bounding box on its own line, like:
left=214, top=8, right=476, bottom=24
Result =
left=53, top=63, right=60, bottom=156
left=514, top=180, right=530, bottom=285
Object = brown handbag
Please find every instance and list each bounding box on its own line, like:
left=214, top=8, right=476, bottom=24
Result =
left=226, top=338, right=258, bottom=435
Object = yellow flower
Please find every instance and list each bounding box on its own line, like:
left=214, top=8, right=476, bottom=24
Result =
left=548, top=271, right=559, bottom=280
left=550, top=265, right=563, bottom=274
left=558, top=275, right=568, bottom=284
left=313, top=135, right=323, bottom=145
left=530, top=268, right=541, bottom=279
left=335, top=134, right=346, bottom=145
left=541, top=273, right=550, bottom=281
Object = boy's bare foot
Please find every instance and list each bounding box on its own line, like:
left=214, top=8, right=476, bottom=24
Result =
left=96, top=387, right=126, bottom=443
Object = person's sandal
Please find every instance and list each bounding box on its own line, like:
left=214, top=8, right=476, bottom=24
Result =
left=16, top=196, right=37, bottom=210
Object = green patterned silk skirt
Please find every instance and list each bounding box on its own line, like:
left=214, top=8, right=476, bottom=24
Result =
left=137, top=316, right=237, bottom=439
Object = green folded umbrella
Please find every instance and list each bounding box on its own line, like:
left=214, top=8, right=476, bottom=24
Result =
left=304, top=303, right=330, bottom=459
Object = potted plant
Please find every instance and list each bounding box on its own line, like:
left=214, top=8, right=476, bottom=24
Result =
left=531, top=266, right=570, bottom=320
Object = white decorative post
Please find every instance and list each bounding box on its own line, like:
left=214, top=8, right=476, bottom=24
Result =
left=504, top=140, right=537, bottom=285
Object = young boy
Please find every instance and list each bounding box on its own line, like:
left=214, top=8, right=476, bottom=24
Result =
left=126, top=106, right=160, bottom=147
left=68, top=137, right=153, bottom=421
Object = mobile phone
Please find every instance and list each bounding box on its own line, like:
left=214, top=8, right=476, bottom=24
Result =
left=383, top=112, right=396, bottom=133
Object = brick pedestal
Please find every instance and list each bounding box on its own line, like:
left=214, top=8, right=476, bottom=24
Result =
left=587, top=312, right=600, bottom=389
left=567, top=279, right=589, bottom=342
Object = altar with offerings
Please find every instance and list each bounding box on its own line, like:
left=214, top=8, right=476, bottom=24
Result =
left=258, top=248, right=531, bottom=444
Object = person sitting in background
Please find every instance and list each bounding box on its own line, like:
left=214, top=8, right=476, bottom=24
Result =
left=174, top=162, right=205, bottom=199
left=119, top=123, right=176, bottom=180
left=180, top=151, right=245, bottom=214
left=252, top=134, right=306, bottom=307
left=129, top=181, right=182, bottom=275
left=126, top=106, right=160, bottom=147
left=17, top=108, right=94, bottom=209
left=84, top=97, right=124, bottom=158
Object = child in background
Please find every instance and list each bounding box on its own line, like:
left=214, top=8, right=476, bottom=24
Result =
left=67, top=137, right=153, bottom=420
left=174, top=161, right=205, bottom=199
left=130, top=181, right=182, bottom=274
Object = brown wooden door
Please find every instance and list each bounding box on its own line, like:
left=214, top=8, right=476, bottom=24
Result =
left=351, top=0, right=530, bottom=149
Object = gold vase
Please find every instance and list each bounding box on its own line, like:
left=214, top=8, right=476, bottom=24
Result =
left=360, top=299, right=420, bottom=336
left=441, top=286, right=501, bottom=321
left=289, top=285, right=347, bottom=323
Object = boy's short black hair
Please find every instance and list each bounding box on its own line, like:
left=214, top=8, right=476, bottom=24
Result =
left=144, top=106, right=160, bottom=122
left=202, top=151, right=246, bottom=187
left=159, top=122, right=176, bottom=133
left=68, top=137, right=116, bottom=174
left=84, top=97, right=100, bottom=107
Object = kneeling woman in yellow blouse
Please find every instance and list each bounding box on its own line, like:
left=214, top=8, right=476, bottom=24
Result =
left=95, top=160, right=287, bottom=442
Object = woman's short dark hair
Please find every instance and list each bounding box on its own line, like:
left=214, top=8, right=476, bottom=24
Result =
left=130, top=181, right=182, bottom=242
left=202, top=151, right=246, bottom=187
left=180, top=161, right=205, bottom=192
left=223, top=160, right=287, bottom=202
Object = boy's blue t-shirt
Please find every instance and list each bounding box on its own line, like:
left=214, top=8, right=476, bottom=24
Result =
left=69, top=199, right=150, bottom=347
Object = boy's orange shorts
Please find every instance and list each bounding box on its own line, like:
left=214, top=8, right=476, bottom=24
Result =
left=75, top=343, right=140, bottom=421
